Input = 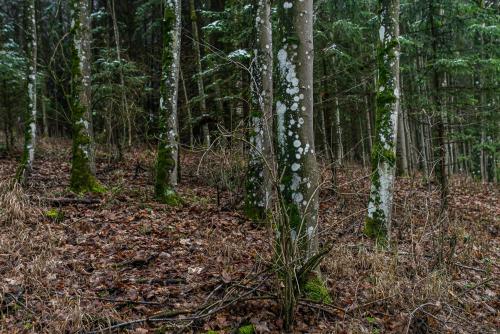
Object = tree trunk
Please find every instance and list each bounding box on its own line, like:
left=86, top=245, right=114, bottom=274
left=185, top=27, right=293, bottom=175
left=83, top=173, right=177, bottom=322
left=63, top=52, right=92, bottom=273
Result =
left=365, top=0, right=400, bottom=243
left=364, top=87, right=373, bottom=155
left=16, top=0, right=37, bottom=183
left=334, top=80, right=343, bottom=166
left=398, top=103, right=409, bottom=176
left=275, top=0, right=324, bottom=329
left=245, top=0, right=274, bottom=220
left=189, top=0, right=210, bottom=147
left=154, top=0, right=182, bottom=204
left=180, top=68, right=194, bottom=149
left=69, top=0, right=101, bottom=193
left=429, top=1, right=448, bottom=213
left=109, top=0, right=132, bottom=147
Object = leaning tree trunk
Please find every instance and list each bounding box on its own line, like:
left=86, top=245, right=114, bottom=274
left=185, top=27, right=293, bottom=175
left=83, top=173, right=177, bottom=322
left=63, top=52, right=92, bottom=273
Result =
left=154, top=0, right=182, bottom=205
left=189, top=0, right=210, bottom=147
left=16, top=0, right=37, bottom=183
left=365, top=0, right=400, bottom=243
left=69, top=0, right=101, bottom=193
left=245, top=0, right=274, bottom=220
left=275, top=0, right=327, bottom=330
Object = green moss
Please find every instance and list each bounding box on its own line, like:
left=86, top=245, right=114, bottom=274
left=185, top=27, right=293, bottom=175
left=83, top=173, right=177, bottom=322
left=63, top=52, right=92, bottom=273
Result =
left=205, top=331, right=219, bottom=334
left=244, top=201, right=265, bottom=221
left=237, top=324, right=255, bottom=334
left=45, top=208, right=64, bottom=222
left=304, top=276, right=332, bottom=304
left=155, top=187, right=183, bottom=206
left=364, top=216, right=387, bottom=244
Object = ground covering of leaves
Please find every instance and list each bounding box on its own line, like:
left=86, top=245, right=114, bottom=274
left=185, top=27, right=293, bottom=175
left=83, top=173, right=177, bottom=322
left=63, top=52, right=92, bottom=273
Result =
left=0, top=139, right=498, bottom=333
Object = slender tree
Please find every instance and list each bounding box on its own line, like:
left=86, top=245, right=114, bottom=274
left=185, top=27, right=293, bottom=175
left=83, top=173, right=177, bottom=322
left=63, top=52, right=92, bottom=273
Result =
left=109, top=0, right=132, bottom=146
left=365, top=0, right=401, bottom=242
left=275, top=0, right=328, bottom=329
left=245, top=0, right=274, bottom=220
left=189, top=0, right=210, bottom=147
left=16, top=0, right=37, bottom=183
left=69, top=0, right=101, bottom=193
left=154, top=0, right=182, bottom=204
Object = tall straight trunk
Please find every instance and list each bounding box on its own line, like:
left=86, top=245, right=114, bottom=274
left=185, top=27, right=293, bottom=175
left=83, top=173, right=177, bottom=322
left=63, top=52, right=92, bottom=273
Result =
left=318, top=89, right=331, bottom=162
left=275, top=1, right=326, bottom=329
left=334, top=80, right=343, bottom=166
left=16, top=0, right=37, bottom=183
left=478, top=19, right=488, bottom=182
left=429, top=1, right=448, bottom=212
left=42, top=80, right=49, bottom=137
left=189, top=0, right=210, bottom=147
left=245, top=0, right=274, bottom=220
left=398, top=103, right=409, bottom=175
left=398, top=76, right=409, bottom=175
left=69, top=0, right=101, bottom=193
left=365, top=0, right=400, bottom=242
left=419, top=117, right=429, bottom=178
left=109, top=0, right=132, bottom=146
left=155, top=0, right=182, bottom=204
left=364, top=89, right=373, bottom=154
left=180, top=68, right=194, bottom=149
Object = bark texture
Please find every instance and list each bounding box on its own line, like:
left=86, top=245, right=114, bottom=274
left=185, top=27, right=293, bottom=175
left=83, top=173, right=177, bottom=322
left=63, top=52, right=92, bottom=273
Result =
left=16, top=0, right=37, bottom=183
left=245, top=0, right=274, bottom=220
left=69, top=0, right=101, bottom=193
left=155, top=0, right=182, bottom=205
left=365, top=0, right=400, bottom=242
left=275, top=0, right=324, bottom=329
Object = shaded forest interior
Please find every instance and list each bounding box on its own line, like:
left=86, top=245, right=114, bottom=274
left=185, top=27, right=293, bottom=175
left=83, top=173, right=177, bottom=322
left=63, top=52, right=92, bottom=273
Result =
left=0, top=0, right=498, bottom=333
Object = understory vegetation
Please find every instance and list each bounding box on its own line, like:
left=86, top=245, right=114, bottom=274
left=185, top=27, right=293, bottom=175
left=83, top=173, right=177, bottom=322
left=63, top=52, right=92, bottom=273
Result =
left=0, top=140, right=498, bottom=333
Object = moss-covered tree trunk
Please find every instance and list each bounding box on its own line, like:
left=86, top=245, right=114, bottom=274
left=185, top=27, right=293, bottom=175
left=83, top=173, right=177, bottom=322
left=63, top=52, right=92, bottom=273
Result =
left=69, top=0, right=101, bottom=193
left=275, top=0, right=326, bottom=329
left=154, top=0, right=182, bottom=205
left=16, top=0, right=37, bottom=183
left=189, top=0, right=210, bottom=147
left=365, top=0, right=400, bottom=242
left=245, top=0, right=274, bottom=220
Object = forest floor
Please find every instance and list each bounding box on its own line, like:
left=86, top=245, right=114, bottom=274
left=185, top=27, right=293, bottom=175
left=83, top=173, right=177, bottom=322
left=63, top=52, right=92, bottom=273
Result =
left=0, top=138, right=498, bottom=334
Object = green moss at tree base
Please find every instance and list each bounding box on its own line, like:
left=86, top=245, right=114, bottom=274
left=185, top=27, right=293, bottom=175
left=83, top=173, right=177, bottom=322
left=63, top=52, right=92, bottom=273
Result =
left=243, top=197, right=265, bottom=222
left=364, top=216, right=387, bottom=245
left=155, top=187, right=183, bottom=206
left=70, top=171, right=106, bottom=194
left=304, top=276, right=332, bottom=304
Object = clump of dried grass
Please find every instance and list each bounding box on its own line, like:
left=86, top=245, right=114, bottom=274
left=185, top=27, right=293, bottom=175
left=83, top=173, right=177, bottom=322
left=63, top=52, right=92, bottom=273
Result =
left=0, top=180, right=29, bottom=224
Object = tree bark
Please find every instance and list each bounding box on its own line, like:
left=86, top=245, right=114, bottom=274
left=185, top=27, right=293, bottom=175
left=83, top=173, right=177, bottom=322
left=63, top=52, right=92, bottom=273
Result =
left=16, top=0, right=37, bottom=183
left=180, top=68, right=194, bottom=149
left=69, top=0, right=101, bottom=193
left=154, top=0, right=182, bottom=204
left=109, top=0, right=132, bottom=147
left=245, top=0, right=274, bottom=220
left=189, top=0, right=210, bottom=147
left=275, top=0, right=323, bottom=329
left=365, top=0, right=401, bottom=243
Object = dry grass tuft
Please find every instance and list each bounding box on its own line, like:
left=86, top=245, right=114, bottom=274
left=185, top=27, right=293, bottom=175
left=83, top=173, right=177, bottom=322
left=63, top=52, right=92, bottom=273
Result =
left=0, top=180, right=29, bottom=224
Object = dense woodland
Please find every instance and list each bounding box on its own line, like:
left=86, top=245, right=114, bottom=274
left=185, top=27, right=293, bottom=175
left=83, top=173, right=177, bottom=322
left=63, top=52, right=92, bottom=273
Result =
left=0, top=0, right=498, bottom=333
